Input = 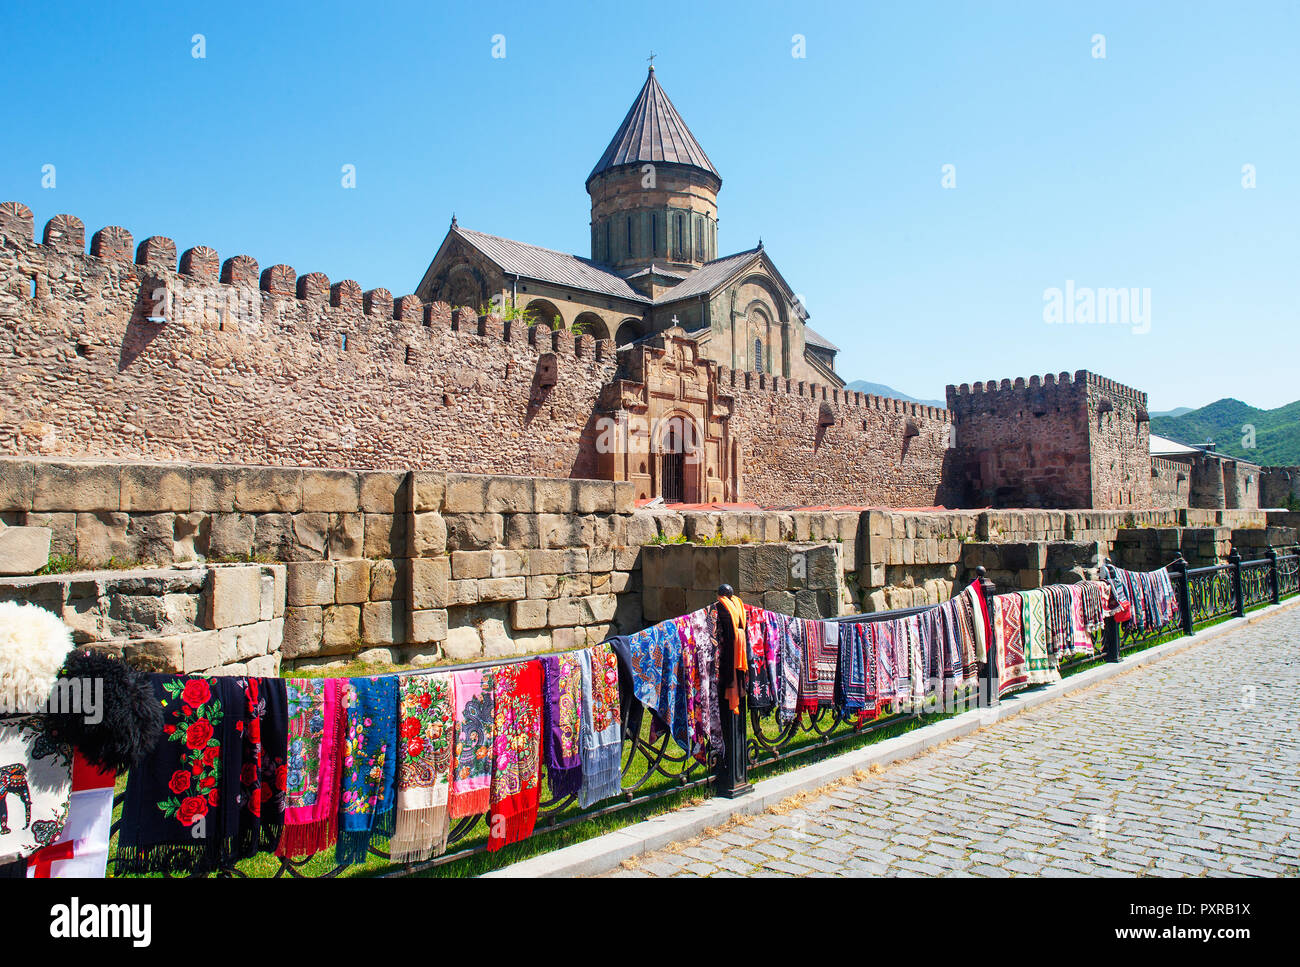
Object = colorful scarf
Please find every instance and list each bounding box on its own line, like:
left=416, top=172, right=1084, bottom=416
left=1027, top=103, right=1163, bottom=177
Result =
left=487, top=661, right=543, bottom=851
left=905, top=614, right=925, bottom=705
left=837, top=622, right=869, bottom=713
left=336, top=676, right=399, bottom=866
left=449, top=670, right=494, bottom=819
left=236, top=676, right=288, bottom=857
left=0, top=716, right=72, bottom=864
left=117, top=676, right=257, bottom=874
left=390, top=673, right=455, bottom=863
left=744, top=605, right=778, bottom=711
left=579, top=644, right=623, bottom=808
left=278, top=677, right=345, bottom=858
left=618, top=621, right=689, bottom=751
left=674, top=617, right=707, bottom=760
left=684, top=608, right=723, bottom=751
left=716, top=596, right=748, bottom=715
left=541, top=654, right=584, bottom=800
left=874, top=619, right=900, bottom=707
left=777, top=617, right=804, bottom=725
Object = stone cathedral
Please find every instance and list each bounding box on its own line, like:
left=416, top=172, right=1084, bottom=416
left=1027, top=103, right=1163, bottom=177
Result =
left=415, top=65, right=843, bottom=387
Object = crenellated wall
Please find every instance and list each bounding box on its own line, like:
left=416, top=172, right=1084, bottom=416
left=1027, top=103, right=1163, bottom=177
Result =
left=0, top=204, right=618, bottom=477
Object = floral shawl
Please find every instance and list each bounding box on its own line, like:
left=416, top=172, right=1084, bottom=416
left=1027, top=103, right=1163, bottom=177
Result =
left=0, top=715, right=72, bottom=864
left=619, top=621, right=688, bottom=752
left=233, top=676, right=288, bottom=858
left=390, top=673, right=455, bottom=863
left=744, top=605, right=778, bottom=711
left=673, top=617, right=706, bottom=760
left=579, top=644, right=623, bottom=808
left=278, top=677, right=345, bottom=858
left=487, top=661, right=543, bottom=852
left=117, top=676, right=257, bottom=874
left=540, top=654, right=584, bottom=800
left=335, top=676, right=399, bottom=866
left=449, top=670, right=494, bottom=819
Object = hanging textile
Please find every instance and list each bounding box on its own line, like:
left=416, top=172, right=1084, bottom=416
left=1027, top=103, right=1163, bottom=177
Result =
left=487, top=660, right=543, bottom=852
left=1020, top=591, right=1061, bottom=686
left=0, top=716, right=72, bottom=866
left=390, top=673, right=455, bottom=864
left=616, top=621, right=687, bottom=750
left=540, top=654, right=584, bottom=800
left=235, top=676, right=288, bottom=857
left=25, top=753, right=114, bottom=878
left=278, top=677, right=345, bottom=859
left=578, top=644, right=623, bottom=808
left=777, top=615, right=803, bottom=726
left=992, top=593, right=1029, bottom=695
left=837, top=622, right=869, bottom=714
left=336, top=676, right=399, bottom=866
left=874, top=619, right=900, bottom=708
left=684, top=607, right=723, bottom=752
left=744, top=605, right=778, bottom=711
left=449, top=670, right=494, bottom=819
left=116, top=676, right=255, bottom=874
left=716, top=595, right=749, bottom=715
left=675, top=619, right=706, bottom=759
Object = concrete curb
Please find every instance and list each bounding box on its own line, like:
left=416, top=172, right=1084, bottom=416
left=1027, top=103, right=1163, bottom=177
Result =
left=484, top=598, right=1300, bottom=878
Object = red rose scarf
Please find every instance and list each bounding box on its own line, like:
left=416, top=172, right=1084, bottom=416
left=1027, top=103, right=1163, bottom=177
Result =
left=389, top=673, right=455, bottom=863
left=487, top=661, right=542, bottom=852
left=116, top=675, right=288, bottom=875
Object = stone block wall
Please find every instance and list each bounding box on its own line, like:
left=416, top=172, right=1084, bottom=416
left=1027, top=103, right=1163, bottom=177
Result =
left=0, top=563, right=284, bottom=676
left=641, top=541, right=843, bottom=622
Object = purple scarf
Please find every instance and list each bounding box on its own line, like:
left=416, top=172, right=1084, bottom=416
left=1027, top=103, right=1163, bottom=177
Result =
left=540, top=653, right=584, bottom=800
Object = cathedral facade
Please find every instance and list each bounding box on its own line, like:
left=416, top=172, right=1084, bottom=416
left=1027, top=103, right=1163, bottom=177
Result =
left=415, top=66, right=843, bottom=388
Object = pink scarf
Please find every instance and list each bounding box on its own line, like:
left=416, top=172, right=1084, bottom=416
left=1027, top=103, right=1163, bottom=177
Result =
left=277, top=678, right=345, bottom=858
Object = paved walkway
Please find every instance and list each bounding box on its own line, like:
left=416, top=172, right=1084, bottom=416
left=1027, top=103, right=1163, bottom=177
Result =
left=605, top=608, right=1300, bottom=877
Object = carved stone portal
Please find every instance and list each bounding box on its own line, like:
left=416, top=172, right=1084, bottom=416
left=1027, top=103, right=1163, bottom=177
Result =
left=595, top=329, right=739, bottom=503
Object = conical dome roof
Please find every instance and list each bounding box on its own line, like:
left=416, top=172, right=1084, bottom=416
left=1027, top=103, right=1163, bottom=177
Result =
left=586, top=67, right=720, bottom=188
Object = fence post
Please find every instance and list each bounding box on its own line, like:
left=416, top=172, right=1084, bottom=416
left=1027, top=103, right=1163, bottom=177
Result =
left=1229, top=547, right=1245, bottom=618
left=977, top=567, right=998, bottom=707
left=1170, top=553, right=1194, bottom=636
left=714, top=584, right=753, bottom=799
left=1267, top=547, right=1280, bottom=604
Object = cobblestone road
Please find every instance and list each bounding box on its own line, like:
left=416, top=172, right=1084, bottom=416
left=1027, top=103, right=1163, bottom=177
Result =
left=606, top=608, right=1300, bottom=877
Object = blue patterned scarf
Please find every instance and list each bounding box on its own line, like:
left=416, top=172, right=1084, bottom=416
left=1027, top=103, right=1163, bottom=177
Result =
left=336, top=676, right=398, bottom=866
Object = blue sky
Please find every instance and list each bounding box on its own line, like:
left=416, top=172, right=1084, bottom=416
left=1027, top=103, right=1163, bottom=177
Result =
left=3, top=1, right=1296, bottom=410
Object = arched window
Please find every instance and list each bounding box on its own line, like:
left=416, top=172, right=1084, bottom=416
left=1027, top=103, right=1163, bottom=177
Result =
left=754, top=338, right=763, bottom=373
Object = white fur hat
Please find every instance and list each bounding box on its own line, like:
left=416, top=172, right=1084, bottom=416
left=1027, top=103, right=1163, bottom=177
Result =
left=0, top=601, right=75, bottom=715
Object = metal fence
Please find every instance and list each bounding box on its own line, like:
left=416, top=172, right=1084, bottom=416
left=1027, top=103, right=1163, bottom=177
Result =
left=111, top=545, right=1299, bottom=877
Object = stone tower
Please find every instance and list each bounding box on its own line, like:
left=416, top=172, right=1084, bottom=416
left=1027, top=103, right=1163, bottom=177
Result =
left=587, top=66, right=721, bottom=276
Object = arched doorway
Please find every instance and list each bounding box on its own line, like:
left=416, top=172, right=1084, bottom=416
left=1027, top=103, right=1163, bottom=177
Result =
left=572, top=312, right=610, bottom=341
left=524, top=299, right=563, bottom=329
left=655, top=413, right=700, bottom=504
left=615, top=318, right=643, bottom=347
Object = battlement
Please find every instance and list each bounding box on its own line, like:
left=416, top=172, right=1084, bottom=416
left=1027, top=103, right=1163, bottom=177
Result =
left=945, top=369, right=1145, bottom=407
left=718, top=365, right=953, bottom=424
left=0, top=202, right=617, bottom=367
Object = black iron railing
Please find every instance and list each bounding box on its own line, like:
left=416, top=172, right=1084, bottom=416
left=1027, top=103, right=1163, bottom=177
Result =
left=110, top=545, right=1300, bottom=877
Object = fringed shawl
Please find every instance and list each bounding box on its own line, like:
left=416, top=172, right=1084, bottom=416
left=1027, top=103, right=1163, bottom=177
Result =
left=797, top=619, right=826, bottom=713
left=579, top=644, right=623, bottom=808
left=278, top=677, right=345, bottom=858
left=390, top=673, right=455, bottom=864
left=619, top=621, right=688, bottom=751
left=487, top=660, right=543, bottom=852
left=540, top=654, right=584, bottom=800
left=336, top=676, right=398, bottom=866
left=117, top=676, right=259, bottom=875
left=673, top=617, right=707, bottom=760
left=236, top=676, right=288, bottom=858
left=449, top=670, right=494, bottom=819
left=874, top=619, right=899, bottom=708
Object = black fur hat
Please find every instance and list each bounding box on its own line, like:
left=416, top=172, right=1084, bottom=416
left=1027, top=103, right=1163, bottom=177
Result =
left=41, top=649, right=164, bottom=773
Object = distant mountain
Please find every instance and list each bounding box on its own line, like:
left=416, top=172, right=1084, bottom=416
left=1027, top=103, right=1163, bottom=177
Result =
left=1150, top=406, right=1194, bottom=419
left=1151, top=398, right=1300, bottom=466
left=845, top=379, right=945, bottom=409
